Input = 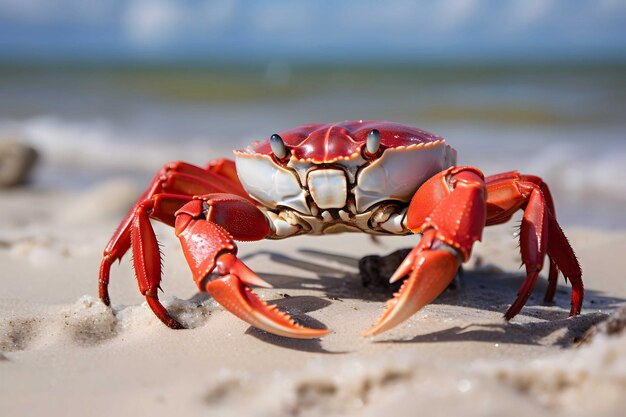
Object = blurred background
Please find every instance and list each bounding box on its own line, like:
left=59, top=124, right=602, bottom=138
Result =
left=0, top=0, right=625, bottom=227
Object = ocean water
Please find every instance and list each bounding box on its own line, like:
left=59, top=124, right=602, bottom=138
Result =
left=1, top=64, right=624, bottom=228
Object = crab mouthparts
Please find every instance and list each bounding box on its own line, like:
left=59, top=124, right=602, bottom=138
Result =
left=307, top=169, right=348, bottom=209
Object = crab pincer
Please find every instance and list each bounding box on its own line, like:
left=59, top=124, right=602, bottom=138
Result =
left=175, top=197, right=329, bottom=338
left=203, top=253, right=329, bottom=338
left=363, top=230, right=460, bottom=336
left=206, top=256, right=329, bottom=338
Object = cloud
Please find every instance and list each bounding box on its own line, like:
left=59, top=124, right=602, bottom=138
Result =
left=507, top=0, right=555, bottom=29
left=123, top=0, right=186, bottom=45
left=121, top=0, right=238, bottom=47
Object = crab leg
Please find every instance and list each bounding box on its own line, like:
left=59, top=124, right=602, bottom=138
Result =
left=127, top=194, right=194, bottom=328
left=99, top=159, right=250, bottom=305
left=485, top=171, right=583, bottom=317
left=175, top=195, right=330, bottom=338
left=364, top=167, right=486, bottom=336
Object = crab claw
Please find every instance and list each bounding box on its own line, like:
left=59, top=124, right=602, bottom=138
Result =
left=216, top=253, right=273, bottom=289
left=363, top=248, right=459, bottom=337
left=206, top=253, right=330, bottom=339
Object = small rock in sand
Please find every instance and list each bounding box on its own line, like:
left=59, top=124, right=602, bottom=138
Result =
left=359, top=249, right=411, bottom=290
left=359, top=248, right=463, bottom=291
left=0, top=140, right=39, bottom=188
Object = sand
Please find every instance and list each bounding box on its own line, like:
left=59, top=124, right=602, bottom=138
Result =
left=1, top=180, right=625, bottom=417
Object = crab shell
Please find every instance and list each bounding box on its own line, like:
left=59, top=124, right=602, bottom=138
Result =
left=234, top=121, right=457, bottom=232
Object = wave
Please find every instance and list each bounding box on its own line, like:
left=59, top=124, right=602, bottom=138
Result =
left=1, top=116, right=624, bottom=226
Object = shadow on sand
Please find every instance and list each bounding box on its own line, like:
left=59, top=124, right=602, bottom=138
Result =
left=234, top=247, right=625, bottom=351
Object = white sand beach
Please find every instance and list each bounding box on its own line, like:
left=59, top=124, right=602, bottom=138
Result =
left=1, top=179, right=624, bottom=417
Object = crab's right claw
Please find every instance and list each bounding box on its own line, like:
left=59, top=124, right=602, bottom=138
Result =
left=363, top=247, right=459, bottom=337
left=206, top=254, right=330, bottom=339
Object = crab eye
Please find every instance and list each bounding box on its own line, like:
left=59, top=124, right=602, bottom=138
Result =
left=366, top=129, right=381, bottom=155
left=270, top=133, right=288, bottom=160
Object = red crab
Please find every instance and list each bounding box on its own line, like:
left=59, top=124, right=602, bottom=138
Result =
left=99, top=121, right=583, bottom=338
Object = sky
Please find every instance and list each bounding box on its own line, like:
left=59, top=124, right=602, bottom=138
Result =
left=1, top=0, right=625, bottom=64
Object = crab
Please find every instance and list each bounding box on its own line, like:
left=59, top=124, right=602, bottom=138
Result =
left=98, top=120, right=583, bottom=338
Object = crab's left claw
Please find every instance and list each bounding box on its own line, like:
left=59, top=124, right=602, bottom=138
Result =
left=363, top=231, right=460, bottom=336
left=207, top=254, right=330, bottom=339
left=175, top=197, right=329, bottom=339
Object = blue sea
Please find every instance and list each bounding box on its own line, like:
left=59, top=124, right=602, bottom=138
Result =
left=1, top=64, right=624, bottom=228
